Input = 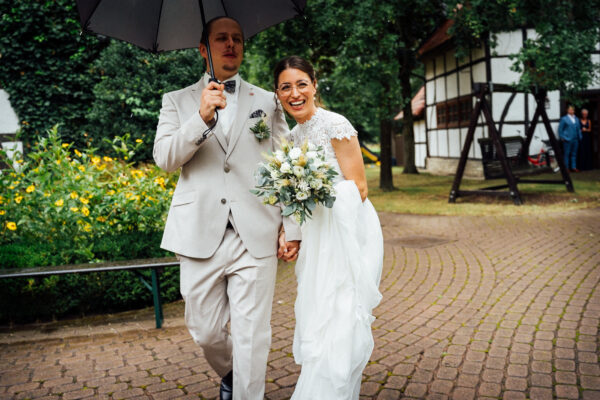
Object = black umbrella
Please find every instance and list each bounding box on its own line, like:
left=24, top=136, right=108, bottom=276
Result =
left=76, top=0, right=306, bottom=82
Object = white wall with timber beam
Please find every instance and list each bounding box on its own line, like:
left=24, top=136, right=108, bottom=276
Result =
left=414, top=120, right=427, bottom=168
left=487, top=30, right=562, bottom=157
left=422, top=40, right=487, bottom=175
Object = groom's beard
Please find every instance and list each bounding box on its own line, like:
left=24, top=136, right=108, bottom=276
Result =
left=223, top=64, right=240, bottom=72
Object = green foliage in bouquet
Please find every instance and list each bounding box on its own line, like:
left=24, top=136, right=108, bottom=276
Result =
left=251, top=139, right=337, bottom=224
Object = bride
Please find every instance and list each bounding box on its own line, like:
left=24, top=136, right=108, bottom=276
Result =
left=274, top=56, right=384, bottom=399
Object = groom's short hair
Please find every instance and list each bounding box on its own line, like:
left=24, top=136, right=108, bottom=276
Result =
left=200, top=16, right=244, bottom=45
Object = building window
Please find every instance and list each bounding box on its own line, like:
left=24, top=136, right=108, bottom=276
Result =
left=436, top=95, right=473, bottom=128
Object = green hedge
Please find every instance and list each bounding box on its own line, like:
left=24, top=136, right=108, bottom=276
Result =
left=0, top=0, right=105, bottom=148
left=0, top=232, right=178, bottom=324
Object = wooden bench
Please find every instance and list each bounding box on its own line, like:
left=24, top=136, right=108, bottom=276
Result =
left=478, top=136, right=552, bottom=180
left=0, top=257, right=179, bottom=328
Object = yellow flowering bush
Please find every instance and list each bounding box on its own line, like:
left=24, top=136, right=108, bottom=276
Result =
left=0, top=125, right=177, bottom=251
left=0, top=126, right=180, bottom=323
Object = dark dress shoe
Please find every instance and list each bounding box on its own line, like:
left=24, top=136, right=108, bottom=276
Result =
left=220, top=370, right=233, bottom=400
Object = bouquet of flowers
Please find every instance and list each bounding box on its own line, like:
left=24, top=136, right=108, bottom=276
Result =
left=251, top=139, right=337, bottom=224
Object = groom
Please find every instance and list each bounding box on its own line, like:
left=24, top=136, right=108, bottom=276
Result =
left=153, top=16, right=301, bottom=400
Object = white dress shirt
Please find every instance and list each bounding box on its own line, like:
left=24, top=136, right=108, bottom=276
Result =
left=203, top=73, right=240, bottom=136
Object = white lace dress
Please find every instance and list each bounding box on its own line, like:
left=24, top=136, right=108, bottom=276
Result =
left=290, top=108, right=384, bottom=400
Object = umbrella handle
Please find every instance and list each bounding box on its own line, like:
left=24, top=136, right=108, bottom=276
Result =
left=206, top=43, right=218, bottom=83
left=199, top=0, right=217, bottom=83
left=201, top=108, right=219, bottom=140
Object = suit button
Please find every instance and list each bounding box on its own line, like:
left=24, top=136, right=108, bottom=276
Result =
left=224, top=165, right=230, bottom=173
left=221, top=198, right=226, bottom=204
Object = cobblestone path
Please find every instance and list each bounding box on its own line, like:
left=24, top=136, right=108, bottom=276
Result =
left=1, top=209, right=599, bottom=399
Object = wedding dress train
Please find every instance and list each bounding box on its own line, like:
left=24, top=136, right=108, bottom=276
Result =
left=290, top=108, right=384, bottom=400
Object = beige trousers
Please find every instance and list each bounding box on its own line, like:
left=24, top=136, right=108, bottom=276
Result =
left=179, top=228, right=278, bottom=400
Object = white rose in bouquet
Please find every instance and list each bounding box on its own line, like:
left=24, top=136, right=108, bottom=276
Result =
left=309, top=179, right=323, bottom=190
left=289, top=147, right=302, bottom=160
left=293, top=165, right=304, bottom=177
left=296, top=192, right=309, bottom=201
left=280, top=162, right=291, bottom=173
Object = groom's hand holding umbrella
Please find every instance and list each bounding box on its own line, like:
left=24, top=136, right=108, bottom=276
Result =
left=200, top=81, right=226, bottom=124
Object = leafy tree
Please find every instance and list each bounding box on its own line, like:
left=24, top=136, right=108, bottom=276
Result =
left=0, top=0, right=105, bottom=147
left=87, top=42, right=204, bottom=160
left=245, top=0, right=445, bottom=189
left=335, top=0, right=446, bottom=186
left=448, top=0, right=600, bottom=101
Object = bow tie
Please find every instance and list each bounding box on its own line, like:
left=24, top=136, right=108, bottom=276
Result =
left=223, top=80, right=236, bottom=94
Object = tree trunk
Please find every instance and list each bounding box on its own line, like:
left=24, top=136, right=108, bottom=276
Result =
left=400, top=67, right=418, bottom=174
left=379, top=117, right=395, bottom=191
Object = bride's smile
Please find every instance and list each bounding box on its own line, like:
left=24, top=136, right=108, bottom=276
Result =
left=289, top=99, right=306, bottom=109
left=276, top=68, right=317, bottom=124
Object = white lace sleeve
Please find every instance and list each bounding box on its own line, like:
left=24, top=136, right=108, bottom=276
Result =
left=327, top=113, right=357, bottom=141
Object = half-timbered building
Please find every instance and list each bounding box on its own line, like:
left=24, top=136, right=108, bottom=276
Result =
left=399, top=21, right=600, bottom=177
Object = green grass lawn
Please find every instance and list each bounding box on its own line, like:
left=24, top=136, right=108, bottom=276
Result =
left=365, top=165, right=600, bottom=216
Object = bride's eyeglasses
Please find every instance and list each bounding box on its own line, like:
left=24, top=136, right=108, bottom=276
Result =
left=277, top=80, right=313, bottom=96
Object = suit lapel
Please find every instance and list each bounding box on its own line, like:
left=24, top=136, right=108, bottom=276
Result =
left=226, top=81, right=256, bottom=159
left=191, top=79, right=228, bottom=152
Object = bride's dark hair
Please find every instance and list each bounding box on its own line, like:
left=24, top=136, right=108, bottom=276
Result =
left=273, top=55, right=316, bottom=88
left=273, top=55, right=322, bottom=108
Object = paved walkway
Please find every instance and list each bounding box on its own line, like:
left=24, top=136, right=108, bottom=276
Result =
left=1, top=209, right=599, bottom=400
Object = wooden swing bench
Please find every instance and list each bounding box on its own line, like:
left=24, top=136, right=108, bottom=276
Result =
left=479, top=136, right=552, bottom=180
left=449, top=83, right=574, bottom=205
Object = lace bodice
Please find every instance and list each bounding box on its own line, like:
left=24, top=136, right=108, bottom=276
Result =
left=291, top=108, right=357, bottom=179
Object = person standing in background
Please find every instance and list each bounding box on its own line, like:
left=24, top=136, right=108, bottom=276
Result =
left=558, top=105, right=582, bottom=172
left=578, top=108, right=593, bottom=170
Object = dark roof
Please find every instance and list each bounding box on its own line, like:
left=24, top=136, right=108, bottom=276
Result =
left=418, top=19, right=454, bottom=57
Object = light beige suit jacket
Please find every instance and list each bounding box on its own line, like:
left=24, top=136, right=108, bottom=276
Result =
left=154, top=78, right=301, bottom=259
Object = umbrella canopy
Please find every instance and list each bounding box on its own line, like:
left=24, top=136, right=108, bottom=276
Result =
left=76, top=0, right=306, bottom=53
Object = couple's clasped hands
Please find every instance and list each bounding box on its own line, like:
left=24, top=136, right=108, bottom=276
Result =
left=278, top=230, right=300, bottom=262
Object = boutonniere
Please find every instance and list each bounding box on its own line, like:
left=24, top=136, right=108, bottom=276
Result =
left=249, top=109, right=270, bottom=142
